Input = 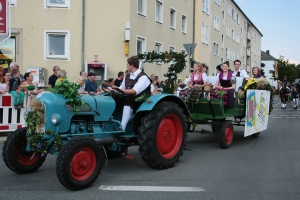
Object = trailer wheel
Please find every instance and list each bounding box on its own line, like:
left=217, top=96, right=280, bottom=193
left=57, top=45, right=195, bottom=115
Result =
left=138, top=102, right=187, bottom=169
left=56, top=137, right=104, bottom=191
left=218, top=121, right=234, bottom=149
left=252, top=132, right=260, bottom=138
left=2, top=127, right=46, bottom=174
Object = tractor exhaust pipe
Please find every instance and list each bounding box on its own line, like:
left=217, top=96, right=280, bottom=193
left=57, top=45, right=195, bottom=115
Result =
left=94, top=137, right=114, bottom=145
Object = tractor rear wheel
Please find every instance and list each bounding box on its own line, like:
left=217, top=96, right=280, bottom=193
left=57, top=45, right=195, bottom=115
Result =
left=56, top=137, right=104, bottom=191
left=218, top=121, right=234, bottom=149
left=2, top=127, right=46, bottom=174
left=138, top=102, right=187, bottom=169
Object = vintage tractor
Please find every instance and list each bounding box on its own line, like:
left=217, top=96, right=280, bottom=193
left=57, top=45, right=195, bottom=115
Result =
left=2, top=83, right=189, bottom=191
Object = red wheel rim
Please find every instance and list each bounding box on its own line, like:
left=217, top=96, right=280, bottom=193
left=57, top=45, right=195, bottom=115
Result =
left=225, top=126, right=233, bottom=144
left=156, top=114, right=183, bottom=159
left=70, top=147, right=97, bottom=181
left=15, top=138, right=41, bottom=166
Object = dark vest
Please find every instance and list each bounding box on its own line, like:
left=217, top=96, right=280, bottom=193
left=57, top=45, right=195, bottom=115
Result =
left=125, top=71, right=151, bottom=97
left=236, top=71, right=241, bottom=77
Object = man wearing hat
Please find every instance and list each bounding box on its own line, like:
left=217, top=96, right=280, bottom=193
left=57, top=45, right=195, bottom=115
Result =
left=85, top=72, right=98, bottom=95
left=118, top=57, right=151, bottom=130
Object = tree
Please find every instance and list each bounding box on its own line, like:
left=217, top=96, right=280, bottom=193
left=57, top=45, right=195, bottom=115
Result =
left=275, top=59, right=297, bottom=83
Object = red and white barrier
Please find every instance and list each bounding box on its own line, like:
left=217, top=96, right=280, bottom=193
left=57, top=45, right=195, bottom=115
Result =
left=0, top=93, right=31, bottom=132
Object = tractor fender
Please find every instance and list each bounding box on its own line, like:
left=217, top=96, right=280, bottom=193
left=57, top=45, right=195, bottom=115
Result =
left=136, top=94, right=189, bottom=117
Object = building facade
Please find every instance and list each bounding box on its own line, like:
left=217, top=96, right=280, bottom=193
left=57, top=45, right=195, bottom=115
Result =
left=194, top=0, right=263, bottom=76
left=4, top=0, right=193, bottom=83
left=261, top=50, right=277, bottom=88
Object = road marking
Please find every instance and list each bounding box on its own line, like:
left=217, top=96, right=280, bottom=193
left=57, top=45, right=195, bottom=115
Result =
left=286, top=117, right=296, bottom=118
left=280, top=115, right=289, bottom=116
left=272, top=117, right=282, bottom=118
left=99, top=185, right=206, bottom=192
left=291, top=115, right=300, bottom=116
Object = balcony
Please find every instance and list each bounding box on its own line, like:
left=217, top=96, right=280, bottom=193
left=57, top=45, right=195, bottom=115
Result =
left=247, top=32, right=251, bottom=40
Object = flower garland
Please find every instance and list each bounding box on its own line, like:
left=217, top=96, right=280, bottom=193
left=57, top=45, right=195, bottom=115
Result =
left=137, top=51, right=187, bottom=93
left=243, top=78, right=274, bottom=113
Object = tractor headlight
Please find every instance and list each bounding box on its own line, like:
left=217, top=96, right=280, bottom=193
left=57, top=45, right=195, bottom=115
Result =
left=51, top=114, right=62, bottom=125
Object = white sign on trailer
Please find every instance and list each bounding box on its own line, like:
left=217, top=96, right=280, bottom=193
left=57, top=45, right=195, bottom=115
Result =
left=244, top=89, right=270, bottom=137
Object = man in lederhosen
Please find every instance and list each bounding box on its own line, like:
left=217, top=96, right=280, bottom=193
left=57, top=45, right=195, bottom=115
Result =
left=118, top=57, right=151, bottom=130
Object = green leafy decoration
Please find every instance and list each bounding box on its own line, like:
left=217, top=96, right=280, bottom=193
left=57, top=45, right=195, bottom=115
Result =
left=48, top=77, right=85, bottom=111
left=137, top=51, right=187, bottom=94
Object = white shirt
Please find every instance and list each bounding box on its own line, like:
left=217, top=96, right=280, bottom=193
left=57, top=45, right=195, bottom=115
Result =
left=78, top=83, right=85, bottom=93
left=0, top=83, right=6, bottom=93
left=119, top=68, right=151, bottom=96
left=232, top=68, right=249, bottom=78
left=188, top=73, right=208, bottom=83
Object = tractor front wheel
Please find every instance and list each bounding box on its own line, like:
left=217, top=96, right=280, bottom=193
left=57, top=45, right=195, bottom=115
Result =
left=138, top=102, right=187, bottom=169
left=218, top=121, right=234, bottom=149
left=2, top=127, right=46, bottom=174
left=56, top=137, right=104, bottom=191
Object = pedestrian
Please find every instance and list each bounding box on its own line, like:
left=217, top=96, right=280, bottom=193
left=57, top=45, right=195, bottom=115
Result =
left=9, top=69, right=25, bottom=109
left=114, top=71, right=124, bottom=87
left=291, top=86, right=299, bottom=109
left=77, top=76, right=87, bottom=94
left=85, top=72, right=99, bottom=95
left=21, top=72, right=43, bottom=95
left=48, top=66, right=60, bottom=87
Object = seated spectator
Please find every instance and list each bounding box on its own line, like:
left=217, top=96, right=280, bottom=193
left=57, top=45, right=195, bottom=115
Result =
left=21, top=72, right=44, bottom=95
left=0, top=72, right=10, bottom=94
left=77, top=76, right=87, bottom=94
left=151, top=76, right=159, bottom=95
left=79, top=70, right=87, bottom=77
left=56, top=70, right=67, bottom=82
left=9, top=69, right=25, bottom=109
left=107, top=78, right=116, bottom=89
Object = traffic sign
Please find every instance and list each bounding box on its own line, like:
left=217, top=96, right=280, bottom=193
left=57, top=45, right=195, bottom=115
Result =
left=0, top=0, right=10, bottom=45
left=183, top=43, right=197, bottom=57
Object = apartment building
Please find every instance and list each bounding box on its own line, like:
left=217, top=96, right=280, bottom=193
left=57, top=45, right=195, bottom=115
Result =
left=2, top=0, right=193, bottom=83
left=261, top=50, right=277, bottom=88
left=194, top=0, right=263, bottom=76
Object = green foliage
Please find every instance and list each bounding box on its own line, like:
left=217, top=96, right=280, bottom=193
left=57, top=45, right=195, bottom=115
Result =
left=27, top=129, right=62, bottom=153
left=137, top=51, right=187, bottom=93
left=214, top=90, right=227, bottom=98
left=25, top=109, right=44, bottom=135
left=135, top=93, right=151, bottom=102
left=275, top=59, right=298, bottom=83
left=48, top=77, right=85, bottom=111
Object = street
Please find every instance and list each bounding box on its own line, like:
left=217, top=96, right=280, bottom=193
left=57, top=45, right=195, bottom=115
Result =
left=0, top=96, right=300, bottom=200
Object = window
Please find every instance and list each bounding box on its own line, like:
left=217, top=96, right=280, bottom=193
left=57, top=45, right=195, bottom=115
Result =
left=214, top=0, right=220, bottom=6
left=227, top=3, right=231, bottom=16
left=213, top=42, right=219, bottom=56
left=214, top=16, right=220, bottom=31
left=156, top=1, right=163, bottom=23
left=237, top=13, right=241, bottom=24
left=222, top=34, right=224, bottom=49
left=201, top=23, right=209, bottom=45
left=169, top=45, right=176, bottom=52
left=137, top=36, right=146, bottom=55
left=45, top=0, right=70, bottom=8
left=226, top=48, right=230, bottom=59
left=222, top=10, right=225, bottom=25
left=182, top=15, right=187, bottom=33
left=45, top=30, right=70, bottom=60
left=232, top=9, right=236, bottom=21
left=170, top=8, right=176, bottom=29
left=155, top=41, right=162, bottom=53
left=221, top=57, right=224, bottom=64
left=137, top=0, right=147, bottom=16
left=202, top=0, right=209, bottom=15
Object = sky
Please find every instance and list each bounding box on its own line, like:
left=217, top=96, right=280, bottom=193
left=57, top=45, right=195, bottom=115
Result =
left=235, top=0, right=300, bottom=65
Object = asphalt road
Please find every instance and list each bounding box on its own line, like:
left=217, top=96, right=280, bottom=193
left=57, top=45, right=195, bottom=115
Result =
left=0, top=96, right=300, bottom=200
